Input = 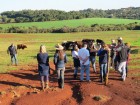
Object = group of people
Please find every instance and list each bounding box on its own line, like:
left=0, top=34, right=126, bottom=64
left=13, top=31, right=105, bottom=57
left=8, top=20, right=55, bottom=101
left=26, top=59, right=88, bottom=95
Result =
left=7, top=37, right=130, bottom=90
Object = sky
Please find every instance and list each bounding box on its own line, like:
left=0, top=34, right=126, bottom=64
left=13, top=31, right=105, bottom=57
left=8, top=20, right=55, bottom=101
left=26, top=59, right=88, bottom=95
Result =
left=0, top=0, right=140, bottom=13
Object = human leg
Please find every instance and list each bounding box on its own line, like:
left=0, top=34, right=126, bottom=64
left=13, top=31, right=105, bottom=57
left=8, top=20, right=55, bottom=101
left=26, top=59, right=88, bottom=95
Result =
left=85, top=64, right=90, bottom=81
left=57, top=69, right=61, bottom=88
left=60, top=68, right=65, bottom=88
left=74, top=67, right=78, bottom=79
left=40, top=76, right=45, bottom=90
left=100, top=64, right=104, bottom=82
left=80, top=65, right=84, bottom=81
left=103, top=63, right=107, bottom=81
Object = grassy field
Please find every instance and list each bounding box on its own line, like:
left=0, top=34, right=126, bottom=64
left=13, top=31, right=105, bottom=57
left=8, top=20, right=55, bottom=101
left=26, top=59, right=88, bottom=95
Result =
left=1, top=18, right=140, bottom=29
left=0, top=30, right=140, bottom=73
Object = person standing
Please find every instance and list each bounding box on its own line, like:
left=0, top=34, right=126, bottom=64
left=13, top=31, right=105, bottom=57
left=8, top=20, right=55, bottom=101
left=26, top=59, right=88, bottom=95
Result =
left=125, top=43, right=131, bottom=77
left=37, top=45, right=50, bottom=90
left=97, top=43, right=110, bottom=83
left=110, top=39, right=117, bottom=69
left=54, top=44, right=68, bottom=89
left=115, top=40, right=128, bottom=81
left=72, top=45, right=80, bottom=79
left=7, top=43, right=18, bottom=66
left=78, top=43, right=90, bottom=82
left=89, top=43, right=97, bottom=73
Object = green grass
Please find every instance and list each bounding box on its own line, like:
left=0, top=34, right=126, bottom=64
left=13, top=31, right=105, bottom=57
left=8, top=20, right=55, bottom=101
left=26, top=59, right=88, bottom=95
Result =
left=0, top=30, right=140, bottom=73
left=1, top=18, right=140, bottom=29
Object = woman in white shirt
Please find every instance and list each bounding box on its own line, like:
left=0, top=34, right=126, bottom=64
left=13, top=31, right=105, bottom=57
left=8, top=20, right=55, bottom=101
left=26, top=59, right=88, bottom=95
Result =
left=72, top=45, right=80, bottom=79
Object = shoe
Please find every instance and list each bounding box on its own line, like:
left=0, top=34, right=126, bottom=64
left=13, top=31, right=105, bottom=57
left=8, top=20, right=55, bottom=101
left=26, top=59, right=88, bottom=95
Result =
left=80, top=80, right=84, bottom=82
left=87, top=80, right=91, bottom=82
left=122, top=77, right=126, bottom=81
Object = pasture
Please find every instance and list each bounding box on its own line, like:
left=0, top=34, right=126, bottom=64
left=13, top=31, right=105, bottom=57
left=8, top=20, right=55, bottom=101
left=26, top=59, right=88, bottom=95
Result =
left=0, top=30, right=140, bottom=73
left=0, top=31, right=140, bottom=105
left=1, top=18, right=140, bottom=29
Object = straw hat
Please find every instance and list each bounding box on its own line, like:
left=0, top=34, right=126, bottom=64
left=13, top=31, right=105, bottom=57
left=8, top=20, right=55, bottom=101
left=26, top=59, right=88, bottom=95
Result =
left=55, top=44, right=64, bottom=50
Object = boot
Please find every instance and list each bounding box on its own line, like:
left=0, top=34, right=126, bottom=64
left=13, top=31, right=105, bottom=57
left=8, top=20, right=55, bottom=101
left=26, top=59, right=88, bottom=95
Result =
left=61, top=79, right=64, bottom=89
left=41, top=82, right=45, bottom=91
left=58, top=79, right=61, bottom=88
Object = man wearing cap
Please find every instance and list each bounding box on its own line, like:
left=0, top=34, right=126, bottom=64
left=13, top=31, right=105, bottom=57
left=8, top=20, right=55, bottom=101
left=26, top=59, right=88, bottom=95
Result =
left=115, top=40, right=128, bottom=81
left=7, top=43, right=18, bottom=66
left=78, top=43, right=90, bottom=82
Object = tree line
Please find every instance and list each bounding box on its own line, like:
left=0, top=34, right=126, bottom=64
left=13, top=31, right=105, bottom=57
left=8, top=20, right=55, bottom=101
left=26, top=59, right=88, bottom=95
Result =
left=0, top=7, right=140, bottom=23
left=0, top=22, right=140, bottom=33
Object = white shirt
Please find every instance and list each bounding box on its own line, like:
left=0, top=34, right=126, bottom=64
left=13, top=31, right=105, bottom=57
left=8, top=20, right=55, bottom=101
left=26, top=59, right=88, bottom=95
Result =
left=78, top=48, right=90, bottom=65
left=72, top=50, right=79, bottom=58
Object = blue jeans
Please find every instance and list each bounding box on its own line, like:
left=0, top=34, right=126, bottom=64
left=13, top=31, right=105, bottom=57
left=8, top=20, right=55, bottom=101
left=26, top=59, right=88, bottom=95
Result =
left=100, top=63, right=107, bottom=82
left=57, top=67, right=65, bottom=88
left=74, top=67, right=79, bottom=75
left=90, top=56, right=96, bottom=72
left=80, top=64, right=90, bottom=81
left=10, top=54, right=18, bottom=65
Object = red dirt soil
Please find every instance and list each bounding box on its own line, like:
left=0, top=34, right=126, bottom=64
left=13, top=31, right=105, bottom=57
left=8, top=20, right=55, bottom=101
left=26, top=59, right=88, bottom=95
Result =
left=0, top=62, right=140, bottom=105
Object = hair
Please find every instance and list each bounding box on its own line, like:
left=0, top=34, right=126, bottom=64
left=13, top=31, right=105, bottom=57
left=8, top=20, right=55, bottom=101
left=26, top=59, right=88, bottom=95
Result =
left=118, top=40, right=122, bottom=45
left=58, top=50, right=64, bottom=60
left=40, top=45, right=46, bottom=53
left=125, top=43, right=130, bottom=48
left=74, top=45, right=79, bottom=52
left=82, top=43, right=87, bottom=48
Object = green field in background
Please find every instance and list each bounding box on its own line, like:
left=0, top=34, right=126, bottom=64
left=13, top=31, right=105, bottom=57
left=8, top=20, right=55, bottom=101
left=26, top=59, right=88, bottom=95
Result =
left=1, top=18, right=140, bottom=29
left=0, top=30, right=140, bottom=73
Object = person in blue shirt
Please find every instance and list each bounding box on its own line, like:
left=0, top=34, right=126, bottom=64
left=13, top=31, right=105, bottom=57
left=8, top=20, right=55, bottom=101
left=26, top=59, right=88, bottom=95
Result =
left=54, top=44, right=68, bottom=89
left=37, top=45, right=49, bottom=90
left=97, top=42, right=110, bottom=83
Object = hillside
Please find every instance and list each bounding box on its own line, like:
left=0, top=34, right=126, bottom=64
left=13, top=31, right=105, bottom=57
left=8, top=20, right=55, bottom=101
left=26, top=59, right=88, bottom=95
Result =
left=0, top=7, right=140, bottom=23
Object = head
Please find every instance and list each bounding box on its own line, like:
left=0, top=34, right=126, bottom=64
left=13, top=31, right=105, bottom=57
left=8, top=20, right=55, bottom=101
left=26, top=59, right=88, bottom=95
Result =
left=55, top=44, right=64, bottom=60
left=82, top=43, right=88, bottom=49
left=101, top=42, right=106, bottom=48
left=91, top=42, right=96, bottom=49
left=117, top=37, right=123, bottom=41
left=101, top=42, right=109, bottom=51
left=117, top=40, right=123, bottom=46
left=125, top=43, right=130, bottom=48
left=55, top=44, right=64, bottom=51
left=111, top=39, right=115, bottom=43
left=74, top=45, right=79, bottom=51
left=39, top=45, right=46, bottom=53
left=11, top=43, right=14, bottom=46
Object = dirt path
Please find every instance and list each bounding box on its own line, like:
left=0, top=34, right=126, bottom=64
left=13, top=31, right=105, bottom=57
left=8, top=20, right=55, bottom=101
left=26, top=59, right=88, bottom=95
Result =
left=0, top=63, right=140, bottom=105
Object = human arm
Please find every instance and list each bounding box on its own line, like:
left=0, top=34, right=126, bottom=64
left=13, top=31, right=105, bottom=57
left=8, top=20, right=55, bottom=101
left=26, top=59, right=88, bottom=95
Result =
left=64, top=54, right=68, bottom=63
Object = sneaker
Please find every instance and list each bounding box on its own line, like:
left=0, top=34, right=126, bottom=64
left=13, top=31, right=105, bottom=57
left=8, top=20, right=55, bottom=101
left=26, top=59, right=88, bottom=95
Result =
left=87, top=80, right=91, bottom=82
left=122, top=77, right=126, bottom=81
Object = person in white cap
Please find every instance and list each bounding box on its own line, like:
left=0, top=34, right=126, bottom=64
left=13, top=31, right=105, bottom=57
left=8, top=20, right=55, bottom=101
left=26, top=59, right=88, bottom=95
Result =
left=114, top=40, right=128, bottom=81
